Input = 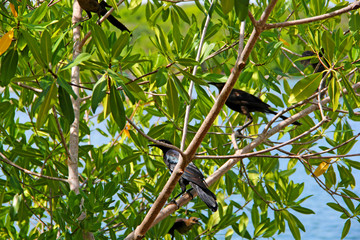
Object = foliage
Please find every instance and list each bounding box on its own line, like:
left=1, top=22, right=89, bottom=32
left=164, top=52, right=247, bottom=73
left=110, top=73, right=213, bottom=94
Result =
left=0, top=0, right=360, bottom=239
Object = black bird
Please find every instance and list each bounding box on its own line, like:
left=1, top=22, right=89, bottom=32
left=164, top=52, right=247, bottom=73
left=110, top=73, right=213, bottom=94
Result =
left=77, top=0, right=131, bottom=33
left=209, top=82, right=301, bottom=132
left=168, top=217, right=200, bottom=240
left=149, top=140, right=218, bottom=212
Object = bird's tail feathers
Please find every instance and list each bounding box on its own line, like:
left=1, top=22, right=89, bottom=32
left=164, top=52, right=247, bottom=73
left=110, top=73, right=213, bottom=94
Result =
left=191, top=183, right=218, bottom=212
left=106, top=15, right=131, bottom=32
left=98, top=1, right=131, bottom=33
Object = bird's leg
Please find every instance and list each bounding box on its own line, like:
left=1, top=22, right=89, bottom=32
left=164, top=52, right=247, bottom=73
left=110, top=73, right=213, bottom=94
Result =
left=236, top=110, right=253, bottom=136
left=186, top=188, right=194, bottom=199
left=78, top=11, right=92, bottom=23
left=168, top=189, right=186, bottom=209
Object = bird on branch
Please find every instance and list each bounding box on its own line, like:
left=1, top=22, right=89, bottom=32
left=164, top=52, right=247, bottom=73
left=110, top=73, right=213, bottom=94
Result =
left=77, top=0, right=131, bottom=33
left=149, top=140, right=218, bottom=212
left=168, top=217, right=200, bottom=240
left=209, top=82, right=301, bottom=133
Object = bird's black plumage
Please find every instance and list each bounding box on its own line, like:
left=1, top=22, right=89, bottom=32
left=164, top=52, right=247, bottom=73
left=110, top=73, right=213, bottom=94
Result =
left=149, top=140, right=218, bottom=212
left=77, top=0, right=131, bottom=33
left=209, top=82, right=301, bottom=131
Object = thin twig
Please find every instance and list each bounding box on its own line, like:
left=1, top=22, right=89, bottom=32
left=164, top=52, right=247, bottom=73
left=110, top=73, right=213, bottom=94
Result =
left=0, top=152, right=68, bottom=182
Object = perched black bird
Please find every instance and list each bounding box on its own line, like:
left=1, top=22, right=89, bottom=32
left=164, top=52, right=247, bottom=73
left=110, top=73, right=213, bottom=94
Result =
left=149, top=140, right=218, bottom=212
left=77, top=0, right=131, bottom=33
left=168, top=217, right=200, bottom=240
left=209, top=82, right=301, bottom=131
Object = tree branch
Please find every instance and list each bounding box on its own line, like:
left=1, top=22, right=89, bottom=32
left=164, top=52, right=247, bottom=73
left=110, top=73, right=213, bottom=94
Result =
left=264, top=1, right=360, bottom=30
left=0, top=152, right=68, bottom=182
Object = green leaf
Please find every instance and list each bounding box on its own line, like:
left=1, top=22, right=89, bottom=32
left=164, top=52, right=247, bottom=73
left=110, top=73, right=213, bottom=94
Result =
left=341, top=73, right=360, bottom=107
left=327, top=202, right=345, bottom=212
left=225, top=228, right=234, bottom=240
left=266, top=93, right=284, bottom=107
left=291, top=206, right=315, bottom=214
left=266, top=185, right=281, bottom=203
left=58, top=86, right=75, bottom=124
left=328, top=77, right=340, bottom=111
left=149, top=6, right=164, bottom=25
left=41, top=30, right=52, bottom=67
left=321, top=31, right=335, bottom=61
left=337, top=36, right=352, bottom=61
left=111, top=32, right=130, bottom=58
left=346, top=159, right=360, bottom=170
left=36, top=81, right=58, bottom=129
left=234, top=0, right=249, bottom=21
left=176, top=58, right=199, bottom=66
left=61, top=53, right=91, bottom=70
left=147, top=124, right=167, bottom=138
left=125, top=81, right=147, bottom=101
left=288, top=73, right=322, bottom=103
left=0, top=101, right=11, bottom=114
left=221, top=0, right=234, bottom=15
left=92, top=76, right=107, bottom=113
left=109, top=83, right=126, bottom=130
left=283, top=211, right=301, bottom=240
left=0, top=48, right=18, bottom=86
left=57, top=77, right=77, bottom=99
left=166, top=78, right=179, bottom=119
left=129, top=0, right=142, bottom=10
left=349, top=12, right=360, bottom=33
left=20, top=30, right=45, bottom=67
left=177, top=67, right=207, bottom=85
left=171, top=74, right=190, bottom=104
left=154, top=25, right=172, bottom=58
left=91, top=24, right=109, bottom=53
left=173, top=5, right=190, bottom=24
left=341, top=219, right=351, bottom=239
left=29, top=2, right=47, bottom=23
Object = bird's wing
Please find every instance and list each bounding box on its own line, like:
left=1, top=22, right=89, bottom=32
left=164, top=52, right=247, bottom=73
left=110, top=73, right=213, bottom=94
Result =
left=182, top=162, right=207, bottom=188
left=230, top=89, right=270, bottom=107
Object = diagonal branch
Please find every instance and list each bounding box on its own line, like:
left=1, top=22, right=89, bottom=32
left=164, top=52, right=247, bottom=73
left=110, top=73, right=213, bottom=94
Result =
left=180, top=0, right=214, bottom=151
left=0, top=152, right=68, bottom=182
left=264, top=1, right=360, bottom=30
left=125, top=1, right=279, bottom=239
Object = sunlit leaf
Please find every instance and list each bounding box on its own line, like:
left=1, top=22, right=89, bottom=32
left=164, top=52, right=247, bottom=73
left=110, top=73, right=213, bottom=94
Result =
left=288, top=73, right=322, bottom=103
left=0, top=29, right=13, bottom=55
left=341, top=219, right=351, bottom=239
left=313, top=159, right=331, bottom=177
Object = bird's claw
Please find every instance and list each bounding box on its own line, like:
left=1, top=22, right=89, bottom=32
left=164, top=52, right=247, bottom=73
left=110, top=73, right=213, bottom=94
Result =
left=169, top=199, right=180, bottom=209
left=186, top=189, right=194, bottom=199
left=235, top=129, right=245, bottom=138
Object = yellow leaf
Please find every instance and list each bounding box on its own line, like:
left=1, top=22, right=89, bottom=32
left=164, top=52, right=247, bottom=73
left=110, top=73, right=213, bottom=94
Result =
left=313, top=159, right=331, bottom=177
left=10, top=3, right=18, bottom=17
left=124, top=123, right=131, bottom=138
left=0, top=29, right=14, bottom=56
left=279, top=38, right=290, bottom=46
